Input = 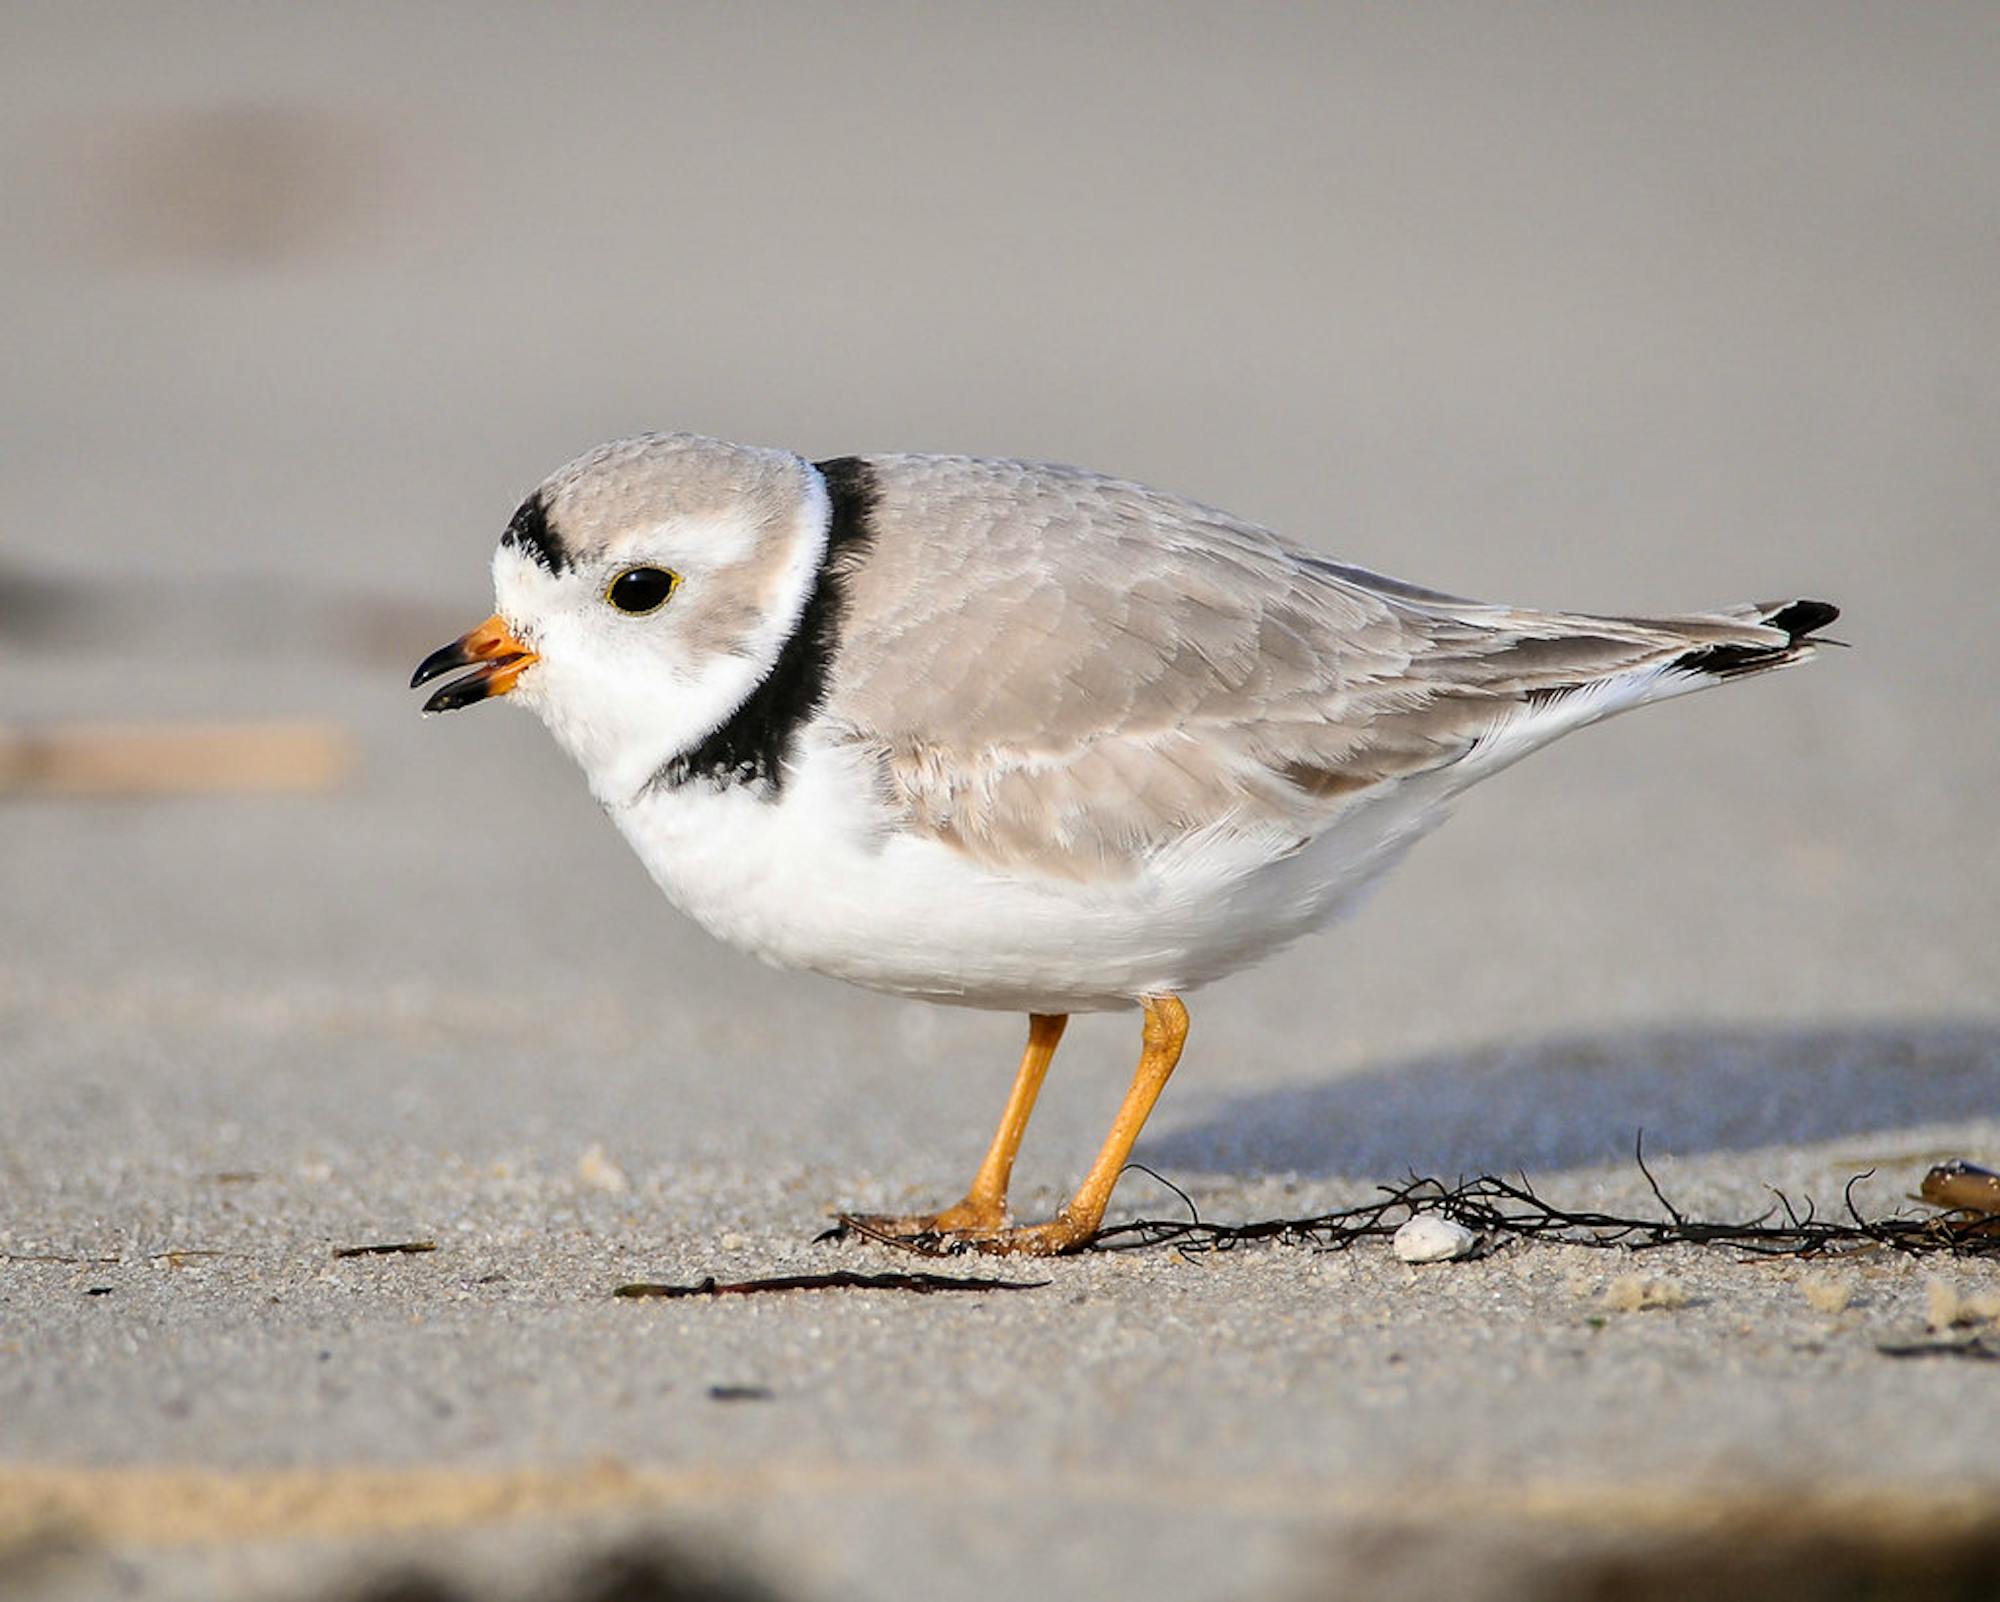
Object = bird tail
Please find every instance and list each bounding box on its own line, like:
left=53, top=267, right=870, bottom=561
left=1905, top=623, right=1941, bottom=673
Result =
left=1639, top=597, right=1842, bottom=683
left=1445, top=595, right=1842, bottom=781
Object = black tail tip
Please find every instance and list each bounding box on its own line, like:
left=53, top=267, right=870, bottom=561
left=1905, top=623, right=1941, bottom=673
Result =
left=1764, top=599, right=1840, bottom=641
left=1677, top=598, right=1843, bottom=681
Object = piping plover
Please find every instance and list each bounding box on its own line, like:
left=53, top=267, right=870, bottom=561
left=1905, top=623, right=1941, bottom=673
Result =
left=413, top=433, right=1838, bottom=1254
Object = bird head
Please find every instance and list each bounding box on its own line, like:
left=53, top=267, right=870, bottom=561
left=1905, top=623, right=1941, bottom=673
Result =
left=411, top=433, right=830, bottom=803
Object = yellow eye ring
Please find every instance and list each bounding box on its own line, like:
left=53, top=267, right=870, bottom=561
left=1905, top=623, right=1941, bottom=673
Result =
left=605, top=566, right=681, bottom=615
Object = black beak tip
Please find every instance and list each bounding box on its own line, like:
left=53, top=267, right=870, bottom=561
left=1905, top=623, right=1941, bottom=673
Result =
left=421, top=676, right=487, bottom=716
left=410, top=642, right=470, bottom=690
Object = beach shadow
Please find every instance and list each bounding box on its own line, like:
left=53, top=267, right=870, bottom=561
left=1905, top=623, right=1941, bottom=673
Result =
left=1142, top=1020, right=2000, bottom=1179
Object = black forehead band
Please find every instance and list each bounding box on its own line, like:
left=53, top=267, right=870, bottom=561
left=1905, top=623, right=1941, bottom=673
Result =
left=499, top=490, right=569, bottom=575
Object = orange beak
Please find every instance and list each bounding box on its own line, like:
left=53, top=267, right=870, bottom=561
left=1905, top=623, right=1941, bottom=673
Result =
left=409, top=614, right=539, bottom=713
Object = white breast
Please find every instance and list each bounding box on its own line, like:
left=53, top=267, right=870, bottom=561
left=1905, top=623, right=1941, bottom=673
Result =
left=606, top=736, right=1462, bottom=1013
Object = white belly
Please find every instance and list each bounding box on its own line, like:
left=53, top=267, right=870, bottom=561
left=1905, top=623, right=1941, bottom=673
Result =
left=607, top=739, right=1457, bottom=1013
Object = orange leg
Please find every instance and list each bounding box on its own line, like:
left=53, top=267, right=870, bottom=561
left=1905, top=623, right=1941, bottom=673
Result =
left=846, top=997, right=1190, bottom=1257
left=975, top=995, right=1189, bottom=1256
left=850, top=1012, right=1068, bottom=1236
left=929, top=1012, right=1069, bottom=1231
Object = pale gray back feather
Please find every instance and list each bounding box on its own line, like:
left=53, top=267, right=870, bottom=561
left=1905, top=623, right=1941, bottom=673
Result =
left=819, top=455, right=1807, bottom=879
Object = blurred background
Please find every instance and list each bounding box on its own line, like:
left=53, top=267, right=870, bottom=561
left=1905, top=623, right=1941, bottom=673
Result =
left=3, top=5, right=1998, bottom=1601
left=6, top=1, right=1994, bottom=1031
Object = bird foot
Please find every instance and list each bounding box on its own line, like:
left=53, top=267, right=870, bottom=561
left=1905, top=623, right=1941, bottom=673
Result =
left=961, top=1215, right=1099, bottom=1256
left=835, top=1202, right=1098, bottom=1257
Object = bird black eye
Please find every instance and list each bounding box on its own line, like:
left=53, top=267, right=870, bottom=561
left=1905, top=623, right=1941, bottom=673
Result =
left=605, top=566, right=680, bottom=615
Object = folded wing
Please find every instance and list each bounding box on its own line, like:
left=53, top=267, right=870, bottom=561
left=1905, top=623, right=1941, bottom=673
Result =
left=822, top=455, right=1834, bottom=879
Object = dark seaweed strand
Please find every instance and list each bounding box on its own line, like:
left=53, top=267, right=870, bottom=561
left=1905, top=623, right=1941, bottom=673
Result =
left=652, top=456, right=879, bottom=793
left=499, top=489, right=569, bottom=576
left=1071, top=1139, right=1998, bottom=1259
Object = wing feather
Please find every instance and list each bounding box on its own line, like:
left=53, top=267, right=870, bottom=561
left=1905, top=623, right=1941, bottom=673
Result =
left=818, top=456, right=1799, bottom=879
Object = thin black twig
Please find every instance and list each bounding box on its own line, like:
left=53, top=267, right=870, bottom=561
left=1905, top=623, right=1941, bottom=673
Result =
left=2, top=1252, right=121, bottom=1265
left=1120, top=1162, right=1203, bottom=1227
left=332, top=1240, right=438, bottom=1258
left=1875, top=1335, right=2000, bottom=1362
left=1634, top=1132, right=1687, bottom=1229
left=615, top=1270, right=1046, bottom=1299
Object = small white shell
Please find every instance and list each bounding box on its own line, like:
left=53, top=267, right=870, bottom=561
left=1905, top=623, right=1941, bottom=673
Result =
left=1392, top=1214, right=1478, bottom=1263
